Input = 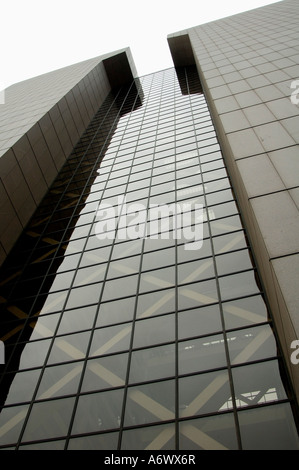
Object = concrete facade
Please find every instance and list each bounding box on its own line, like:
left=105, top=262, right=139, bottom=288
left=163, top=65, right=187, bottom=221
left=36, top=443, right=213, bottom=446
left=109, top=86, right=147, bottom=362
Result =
left=168, top=0, right=299, bottom=398
left=0, top=49, right=137, bottom=266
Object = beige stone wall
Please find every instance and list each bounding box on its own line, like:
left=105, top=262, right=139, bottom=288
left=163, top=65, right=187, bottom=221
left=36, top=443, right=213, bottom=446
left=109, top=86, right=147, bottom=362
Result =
left=169, top=0, right=299, bottom=398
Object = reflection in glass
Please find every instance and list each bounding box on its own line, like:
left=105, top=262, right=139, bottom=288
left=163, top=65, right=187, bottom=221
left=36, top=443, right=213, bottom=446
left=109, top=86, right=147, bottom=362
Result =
left=215, top=249, right=253, bottom=276
left=129, top=344, right=176, bottom=383
left=238, top=404, right=299, bottom=450
left=4, top=369, right=40, bottom=405
left=133, top=314, right=175, bottom=348
left=0, top=404, right=29, bottom=446
left=139, top=267, right=175, bottom=293
left=18, top=339, right=52, bottom=370
left=178, top=258, right=215, bottom=284
left=71, top=389, right=124, bottom=435
left=179, top=334, right=227, bottom=375
left=227, top=324, right=278, bottom=365
left=142, top=248, right=175, bottom=271
left=22, top=397, right=75, bottom=442
left=66, top=282, right=102, bottom=309
left=213, top=231, right=247, bottom=254
left=219, top=271, right=259, bottom=301
left=96, top=297, right=135, bottom=327
left=124, top=380, right=175, bottom=426
left=81, top=353, right=128, bottom=392
left=73, top=264, right=106, bottom=286
left=179, top=413, right=238, bottom=450
left=178, top=305, right=222, bottom=339
left=121, top=422, right=175, bottom=450
left=136, top=289, right=175, bottom=319
left=90, top=323, right=132, bottom=357
left=57, top=305, right=97, bottom=334
left=68, top=431, right=119, bottom=450
left=102, top=275, right=138, bottom=301
left=36, top=364, right=82, bottom=402
left=231, top=360, right=287, bottom=409
left=47, top=331, right=91, bottom=365
left=222, top=295, right=268, bottom=329
left=178, top=279, right=218, bottom=310
left=179, top=370, right=231, bottom=417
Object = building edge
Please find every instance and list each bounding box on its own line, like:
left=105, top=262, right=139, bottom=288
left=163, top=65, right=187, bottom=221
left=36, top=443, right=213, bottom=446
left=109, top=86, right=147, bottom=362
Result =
left=0, top=49, right=137, bottom=268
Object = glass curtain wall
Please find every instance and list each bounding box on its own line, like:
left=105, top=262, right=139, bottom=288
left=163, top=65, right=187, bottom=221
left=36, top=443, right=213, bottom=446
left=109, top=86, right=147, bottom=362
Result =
left=0, top=67, right=298, bottom=450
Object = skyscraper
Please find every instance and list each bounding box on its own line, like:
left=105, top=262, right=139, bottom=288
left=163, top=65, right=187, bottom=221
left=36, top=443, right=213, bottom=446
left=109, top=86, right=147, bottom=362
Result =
left=0, top=0, right=298, bottom=450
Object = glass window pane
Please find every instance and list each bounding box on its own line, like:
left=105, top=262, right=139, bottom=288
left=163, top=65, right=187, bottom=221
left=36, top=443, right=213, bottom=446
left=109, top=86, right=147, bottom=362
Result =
left=136, top=289, right=175, bottom=319
left=68, top=432, right=119, bottom=450
left=133, top=314, right=175, bottom=348
left=79, top=245, right=112, bottom=267
left=111, top=239, right=143, bottom=259
left=179, top=370, right=231, bottom=418
left=37, top=362, right=83, bottom=399
left=216, top=250, right=253, bottom=276
left=129, top=344, right=176, bottom=383
left=232, top=360, right=288, bottom=409
left=142, top=247, right=175, bottom=271
left=227, top=324, right=278, bottom=365
left=4, top=369, right=41, bottom=405
left=219, top=271, right=259, bottom=301
left=0, top=405, right=30, bottom=446
left=73, top=264, right=106, bottom=286
left=206, top=189, right=233, bottom=206
left=90, top=323, right=132, bottom=356
left=102, top=275, right=139, bottom=301
left=210, top=215, right=243, bottom=237
left=121, top=422, right=175, bottom=450
left=66, top=282, right=102, bottom=309
left=22, top=397, right=75, bottom=442
left=178, top=279, right=218, bottom=310
left=177, top=237, right=212, bottom=263
left=107, top=256, right=140, bottom=278
left=81, top=353, right=128, bottom=392
left=47, top=331, right=91, bottom=364
left=178, top=258, right=215, bottom=284
left=96, top=297, right=136, bottom=327
left=179, top=414, right=238, bottom=450
left=178, top=304, right=222, bottom=339
left=222, top=295, right=268, bottom=329
left=124, top=380, right=175, bottom=426
left=30, top=312, right=61, bottom=340
left=57, top=305, right=97, bottom=334
left=238, top=404, right=299, bottom=450
left=213, top=231, right=247, bottom=254
left=179, top=334, right=227, bottom=375
left=19, top=440, right=65, bottom=450
left=139, top=267, right=175, bottom=293
left=71, top=389, right=124, bottom=434
left=19, top=339, right=52, bottom=370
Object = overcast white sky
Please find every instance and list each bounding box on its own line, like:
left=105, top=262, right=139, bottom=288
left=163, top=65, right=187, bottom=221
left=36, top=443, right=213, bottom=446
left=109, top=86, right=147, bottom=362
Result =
left=1, top=0, right=280, bottom=89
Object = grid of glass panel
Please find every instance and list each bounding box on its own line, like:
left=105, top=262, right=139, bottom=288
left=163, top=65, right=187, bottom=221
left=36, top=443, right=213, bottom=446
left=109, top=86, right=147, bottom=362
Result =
left=0, top=67, right=298, bottom=450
